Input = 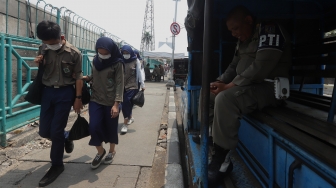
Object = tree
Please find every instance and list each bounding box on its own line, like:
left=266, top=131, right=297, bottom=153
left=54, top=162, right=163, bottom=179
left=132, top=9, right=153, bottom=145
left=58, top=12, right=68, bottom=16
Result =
left=142, top=32, right=152, bottom=51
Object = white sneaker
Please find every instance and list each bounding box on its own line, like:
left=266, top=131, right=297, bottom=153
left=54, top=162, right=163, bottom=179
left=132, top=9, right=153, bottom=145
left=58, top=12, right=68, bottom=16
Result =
left=127, top=118, right=134, bottom=125
left=121, top=124, right=128, bottom=133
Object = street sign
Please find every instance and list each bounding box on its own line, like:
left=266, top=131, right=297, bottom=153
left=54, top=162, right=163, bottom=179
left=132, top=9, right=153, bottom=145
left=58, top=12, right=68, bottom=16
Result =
left=170, top=22, right=181, bottom=35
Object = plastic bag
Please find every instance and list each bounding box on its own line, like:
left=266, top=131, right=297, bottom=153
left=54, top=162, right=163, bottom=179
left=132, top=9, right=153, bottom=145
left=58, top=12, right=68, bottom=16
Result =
left=132, top=90, right=145, bottom=107
left=68, top=114, right=90, bottom=140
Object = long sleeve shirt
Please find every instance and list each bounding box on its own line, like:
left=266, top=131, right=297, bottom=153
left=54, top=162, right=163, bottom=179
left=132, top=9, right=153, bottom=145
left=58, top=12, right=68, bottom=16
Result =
left=136, top=59, right=145, bottom=89
left=87, top=61, right=124, bottom=106
left=217, top=21, right=292, bottom=86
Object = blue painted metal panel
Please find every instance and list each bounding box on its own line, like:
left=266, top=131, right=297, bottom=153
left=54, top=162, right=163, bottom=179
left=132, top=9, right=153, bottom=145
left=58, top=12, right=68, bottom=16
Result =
left=292, top=161, right=335, bottom=188
left=274, top=145, right=287, bottom=188
left=290, top=84, right=324, bottom=95
left=188, top=134, right=202, bottom=185
left=237, top=116, right=336, bottom=188
left=239, top=120, right=270, bottom=176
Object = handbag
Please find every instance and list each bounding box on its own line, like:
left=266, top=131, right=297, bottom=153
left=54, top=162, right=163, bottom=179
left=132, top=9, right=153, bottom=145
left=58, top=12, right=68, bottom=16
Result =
left=25, top=45, right=48, bottom=105
left=81, top=81, right=91, bottom=105
left=132, top=90, right=145, bottom=107
left=24, top=59, right=45, bottom=105
left=68, top=114, right=90, bottom=140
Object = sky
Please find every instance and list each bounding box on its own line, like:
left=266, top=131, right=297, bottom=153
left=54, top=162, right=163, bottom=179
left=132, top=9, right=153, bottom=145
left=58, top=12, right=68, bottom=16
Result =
left=31, top=0, right=189, bottom=54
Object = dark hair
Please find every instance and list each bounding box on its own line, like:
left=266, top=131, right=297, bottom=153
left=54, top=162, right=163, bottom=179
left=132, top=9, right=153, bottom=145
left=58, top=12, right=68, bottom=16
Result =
left=226, top=5, right=254, bottom=22
left=36, top=20, right=61, bottom=41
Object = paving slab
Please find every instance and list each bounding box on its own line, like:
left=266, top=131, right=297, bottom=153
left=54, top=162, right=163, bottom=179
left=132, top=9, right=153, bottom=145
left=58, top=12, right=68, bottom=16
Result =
left=22, top=84, right=166, bottom=167
left=0, top=161, right=140, bottom=188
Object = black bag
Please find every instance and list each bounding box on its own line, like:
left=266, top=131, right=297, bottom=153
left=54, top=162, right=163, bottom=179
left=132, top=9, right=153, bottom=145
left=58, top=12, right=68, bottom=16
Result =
left=132, top=90, right=145, bottom=107
left=81, top=82, right=91, bottom=105
left=24, top=61, right=45, bottom=105
left=68, top=114, right=90, bottom=140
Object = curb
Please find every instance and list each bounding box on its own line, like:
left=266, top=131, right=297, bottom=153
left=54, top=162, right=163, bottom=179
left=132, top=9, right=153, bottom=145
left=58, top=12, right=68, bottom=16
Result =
left=164, top=88, right=184, bottom=188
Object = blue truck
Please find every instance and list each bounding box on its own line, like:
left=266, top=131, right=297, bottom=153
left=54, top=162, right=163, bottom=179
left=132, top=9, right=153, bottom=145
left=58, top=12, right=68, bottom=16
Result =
left=179, top=0, right=336, bottom=187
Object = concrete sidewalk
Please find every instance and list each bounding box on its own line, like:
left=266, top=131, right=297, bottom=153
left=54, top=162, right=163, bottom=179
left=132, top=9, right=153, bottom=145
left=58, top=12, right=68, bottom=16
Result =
left=0, top=81, right=168, bottom=188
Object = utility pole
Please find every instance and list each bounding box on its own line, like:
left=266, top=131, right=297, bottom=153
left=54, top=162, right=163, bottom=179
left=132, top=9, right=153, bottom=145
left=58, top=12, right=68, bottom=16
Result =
left=170, top=0, right=179, bottom=80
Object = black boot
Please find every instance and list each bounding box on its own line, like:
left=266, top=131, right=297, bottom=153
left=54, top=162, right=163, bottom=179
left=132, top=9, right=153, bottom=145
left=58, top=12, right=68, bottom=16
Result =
left=208, top=143, right=229, bottom=187
left=64, top=139, right=74, bottom=153
left=39, top=165, right=64, bottom=187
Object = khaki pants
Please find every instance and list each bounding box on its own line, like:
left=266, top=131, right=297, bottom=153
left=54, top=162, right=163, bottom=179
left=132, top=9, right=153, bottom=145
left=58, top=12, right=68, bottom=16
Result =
left=199, top=82, right=279, bottom=150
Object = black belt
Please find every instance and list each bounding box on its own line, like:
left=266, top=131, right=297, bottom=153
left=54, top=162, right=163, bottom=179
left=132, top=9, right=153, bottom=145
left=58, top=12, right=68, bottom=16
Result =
left=45, top=85, right=72, bottom=88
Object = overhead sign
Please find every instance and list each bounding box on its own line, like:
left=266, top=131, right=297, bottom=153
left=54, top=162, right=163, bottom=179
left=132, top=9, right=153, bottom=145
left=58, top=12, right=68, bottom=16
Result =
left=170, top=22, right=181, bottom=35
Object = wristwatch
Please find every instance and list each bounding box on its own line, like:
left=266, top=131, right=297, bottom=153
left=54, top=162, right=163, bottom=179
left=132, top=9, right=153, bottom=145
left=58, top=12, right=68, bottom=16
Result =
left=75, top=95, right=82, bottom=99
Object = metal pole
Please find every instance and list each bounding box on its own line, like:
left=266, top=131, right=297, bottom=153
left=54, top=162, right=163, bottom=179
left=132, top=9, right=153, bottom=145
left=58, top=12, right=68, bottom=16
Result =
left=0, top=35, right=7, bottom=147
left=6, top=0, right=8, bottom=33
left=170, top=0, right=179, bottom=80
left=201, top=0, right=213, bottom=186
left=56, top=8, right=60, bottom=25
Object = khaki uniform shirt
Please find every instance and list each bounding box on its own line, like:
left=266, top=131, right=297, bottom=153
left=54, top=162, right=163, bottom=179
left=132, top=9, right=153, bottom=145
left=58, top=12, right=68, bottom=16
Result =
left=88, top=61, right=124, bottom=106
left=160, top=66, right=165, bottom=76
left=124, top=60, right=138, bottom=90
left=153, top=67, right=161, bottom=76
left=40, top=41, right=83, bottom=86
left=218, top=21, right=291, bottom=86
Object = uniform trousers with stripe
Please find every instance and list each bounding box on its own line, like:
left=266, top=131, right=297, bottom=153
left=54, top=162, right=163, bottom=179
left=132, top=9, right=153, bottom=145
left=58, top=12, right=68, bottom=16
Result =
left=39, top=85, right=74, bottom=166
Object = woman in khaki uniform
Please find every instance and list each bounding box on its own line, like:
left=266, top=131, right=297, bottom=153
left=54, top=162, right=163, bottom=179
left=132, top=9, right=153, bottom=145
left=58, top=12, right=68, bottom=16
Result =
left=83, top=37, right=124, bottom=169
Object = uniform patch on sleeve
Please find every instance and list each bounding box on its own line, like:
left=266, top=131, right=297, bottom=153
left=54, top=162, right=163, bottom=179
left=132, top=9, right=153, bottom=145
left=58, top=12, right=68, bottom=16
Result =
left=258, top=22, right=285, bottom=52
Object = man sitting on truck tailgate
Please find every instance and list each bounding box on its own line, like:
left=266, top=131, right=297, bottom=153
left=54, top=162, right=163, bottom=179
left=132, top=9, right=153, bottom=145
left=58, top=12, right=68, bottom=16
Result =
left=206, top=5, right=291, bottom=186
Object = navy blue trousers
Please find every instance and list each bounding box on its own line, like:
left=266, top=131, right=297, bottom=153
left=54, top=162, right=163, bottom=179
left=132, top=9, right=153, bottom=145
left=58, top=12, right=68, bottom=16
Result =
left=121, top=89, right=137, bottom=119
left=89, top=101, right=120, bottom=146
left=39, top=86, right=74, bottom=166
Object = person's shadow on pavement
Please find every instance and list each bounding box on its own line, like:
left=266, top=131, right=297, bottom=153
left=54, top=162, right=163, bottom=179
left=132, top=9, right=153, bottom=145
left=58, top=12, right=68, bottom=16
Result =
left=0, top=155, right=111, bottom=187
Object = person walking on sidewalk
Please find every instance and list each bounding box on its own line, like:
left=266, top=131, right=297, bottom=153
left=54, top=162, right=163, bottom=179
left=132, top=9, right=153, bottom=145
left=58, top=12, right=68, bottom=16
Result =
left=134, top=50, right=146, bottom=87
left=120, top=45, right=145, bottom=133
left=153, top=65, right=161, bottom=82
left=83, top=37, right=124, bottom=169
left=33, top=20, right=83, bottom=187
left=144, top=63, right=151, bottom=81
left=159, top=64, right=165, bottom=81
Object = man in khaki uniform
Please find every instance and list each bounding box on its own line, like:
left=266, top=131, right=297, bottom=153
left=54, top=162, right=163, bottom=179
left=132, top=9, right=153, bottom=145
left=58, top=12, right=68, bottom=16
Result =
left=34, top=20, right=83, bottom=187
left=206, top=6, right=291, bottom=186
left=153, top=65, right=161, bottom=81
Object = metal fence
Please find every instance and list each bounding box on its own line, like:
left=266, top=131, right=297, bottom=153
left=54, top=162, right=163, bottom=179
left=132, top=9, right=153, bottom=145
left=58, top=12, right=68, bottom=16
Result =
left=0, top=0, right=136, bottom=146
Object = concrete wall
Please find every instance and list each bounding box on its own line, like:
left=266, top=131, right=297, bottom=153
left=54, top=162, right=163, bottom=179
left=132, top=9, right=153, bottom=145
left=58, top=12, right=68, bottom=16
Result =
left=0, top=0, right=101, bottom=50
left=0, top=0, right=101, bottom=111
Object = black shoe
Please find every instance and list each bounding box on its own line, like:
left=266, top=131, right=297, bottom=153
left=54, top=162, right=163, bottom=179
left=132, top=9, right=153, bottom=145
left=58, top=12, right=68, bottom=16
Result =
left=191, top=135, right=213, bottom=145
left=208, top=144, right=229, bottom=187
left=65, top=139, right=74, bottom=153
left=219, top=161, right=233, bottom=177
left=91, top=149, right=106, bottom=169
left=38, top=165, right=64, bottom=187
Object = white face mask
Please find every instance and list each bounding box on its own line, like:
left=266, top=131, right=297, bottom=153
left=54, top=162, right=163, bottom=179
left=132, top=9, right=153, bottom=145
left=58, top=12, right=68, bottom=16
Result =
left=98, top=52, right=111, bottom=59
left=46, top=43, right=63, bottom=51
left=123, top=54, right=131, bottom=59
